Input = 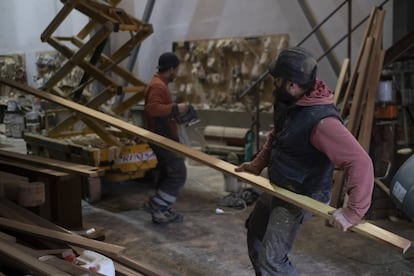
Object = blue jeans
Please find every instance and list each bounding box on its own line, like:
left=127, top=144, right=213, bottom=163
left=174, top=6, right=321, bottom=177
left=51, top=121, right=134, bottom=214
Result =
left=246, top=193, right=311, bottom=276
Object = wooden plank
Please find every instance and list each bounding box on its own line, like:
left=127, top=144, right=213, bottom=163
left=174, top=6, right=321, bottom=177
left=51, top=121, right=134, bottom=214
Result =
left=114, top=262, right=145, bottom=276
left=0, top=231, right=16, bottom=242
left=9, top=241, right=105, bottom=276
left=346, top=37, right=374, bottom=136
left=333, top=58, right=350, bottom=106
left=0, top=78, right=411, bottom=253
left=71, top=36, right=148, bottom=87
left=47, top=88, right=115, bottom=137
left=46, top=37, right=120, bottom=88
left=40, top=0, right=80, bottom=41
left=0, top=149, right=103, bottom=177
left=112, top=88, right=146, bottom=114
left=43, top=25, right=114, bottom=90
left=329, top=170, right=344, bottom=208
left=358, top=50, right=384, bottom=150
left=0, top=218, right=125, bottom=256
left=357, top=10, right=386, bottom=150
left=340, top=7, right=378, bottom=118
left=106, top=254, right=167, bottom=276
left=331, top=8, right=382, bottom=208
left=0, top=159, right=68, bottom=177
left=80, top=116, right=124, bottom=147
left=0, top=164, right=83, bottom=228
left=0, top=199, right=160, bottom=275
left=0, top=239, right=71, bottom=276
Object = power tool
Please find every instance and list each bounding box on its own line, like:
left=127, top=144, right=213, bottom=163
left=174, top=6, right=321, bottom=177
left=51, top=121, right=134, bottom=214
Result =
left=175, top=104, right=200, bottom=126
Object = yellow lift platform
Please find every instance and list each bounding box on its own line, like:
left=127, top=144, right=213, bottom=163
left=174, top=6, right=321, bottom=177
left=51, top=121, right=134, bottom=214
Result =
left=23, top=0, right=157, bottom=201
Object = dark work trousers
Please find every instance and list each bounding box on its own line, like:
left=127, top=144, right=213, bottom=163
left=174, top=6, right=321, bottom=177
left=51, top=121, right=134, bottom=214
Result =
left=151, top=144, right=187, bottom=200
left=246, top=193, right=312, bottom=276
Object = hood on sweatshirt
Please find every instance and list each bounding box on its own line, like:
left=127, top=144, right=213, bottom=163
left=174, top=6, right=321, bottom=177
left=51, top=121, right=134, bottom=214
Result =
left=296, top=79, right=334, bottom=106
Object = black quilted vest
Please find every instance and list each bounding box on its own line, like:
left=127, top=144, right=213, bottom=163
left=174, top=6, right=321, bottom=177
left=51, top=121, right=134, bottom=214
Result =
left=268, top=104, right=342, bottom=203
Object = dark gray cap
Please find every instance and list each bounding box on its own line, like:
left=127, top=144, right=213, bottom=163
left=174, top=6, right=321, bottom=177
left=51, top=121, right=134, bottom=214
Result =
left=269, top=47, right=317, bottom=86
left=157, top=52, right=180, bottom=71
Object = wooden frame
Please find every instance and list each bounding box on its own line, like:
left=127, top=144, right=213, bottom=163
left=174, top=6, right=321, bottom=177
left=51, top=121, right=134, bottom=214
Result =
left=39, top=0, right=153, bottom=143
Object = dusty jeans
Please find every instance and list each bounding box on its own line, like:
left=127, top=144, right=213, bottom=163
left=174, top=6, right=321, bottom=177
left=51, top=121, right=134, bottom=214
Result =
left=150, top=144, right=187, bottom=199
left=246, top=193, right=312, bottom=276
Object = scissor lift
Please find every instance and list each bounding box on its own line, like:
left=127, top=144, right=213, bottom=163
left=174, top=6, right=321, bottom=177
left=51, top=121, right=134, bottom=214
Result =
left=24, top=0, right=157, bottom=201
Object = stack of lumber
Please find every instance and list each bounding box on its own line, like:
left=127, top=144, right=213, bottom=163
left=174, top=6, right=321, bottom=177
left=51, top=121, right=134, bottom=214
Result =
left=0, top=198, right=165, bottom=276
left=331, top=7, right=386, bottom=207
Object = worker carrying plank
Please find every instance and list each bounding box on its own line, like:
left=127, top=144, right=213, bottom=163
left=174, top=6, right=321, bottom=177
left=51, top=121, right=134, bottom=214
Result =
left=236, top=47, right=374, bottom=275
left=144, top=52, right=192, bottom=225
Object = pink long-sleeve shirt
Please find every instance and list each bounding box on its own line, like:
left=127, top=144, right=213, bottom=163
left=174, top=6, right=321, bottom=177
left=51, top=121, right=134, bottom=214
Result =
left=251, top=80, right=374, bottom=224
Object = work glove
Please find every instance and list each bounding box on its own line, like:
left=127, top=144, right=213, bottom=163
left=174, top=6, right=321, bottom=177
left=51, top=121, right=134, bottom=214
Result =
left=235, top=162, right=262, bottom=175
left=328, top=208, right=354, bottom=232
left=177, top=103, right=188, bottom=114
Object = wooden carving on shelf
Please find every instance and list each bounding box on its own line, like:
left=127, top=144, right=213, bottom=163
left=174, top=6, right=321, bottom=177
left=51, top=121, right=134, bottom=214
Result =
left=173, top=34, right=289, bottom=111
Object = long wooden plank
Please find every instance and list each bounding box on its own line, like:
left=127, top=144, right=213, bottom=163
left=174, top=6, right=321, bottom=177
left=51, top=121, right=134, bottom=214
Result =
left=355, top=11, right=397, bottom=205
left=333, top=58, right=350, bottom=106
left=331, top=8, right=382, bottom=207
left=0, top=149, right=103, bottom=177
left=346, top=37, right=374, bottom=136
left=0, top=239, right=71, bottom=276
left=340, top=7, right=378, bottom=118
left=0, top=218, right=125, bottom=256
left=40, top=0, right=80, bottom=41
left=0, top=159, right=68, bottom=177
left=355, top=52, right=378, bottom=149
left=0, top=199, right=162, bottom=276
left=358, top=11, right=386, bottom=150
left=0, top=78, right=411, bottom=253
left=9, top=240, right=105, bottom=276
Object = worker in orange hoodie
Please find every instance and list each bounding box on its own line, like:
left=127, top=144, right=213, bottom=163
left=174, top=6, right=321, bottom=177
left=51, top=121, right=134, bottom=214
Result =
left=144, top=52, right=189, bottom=225
left=236, top=47, right=374, bottom=275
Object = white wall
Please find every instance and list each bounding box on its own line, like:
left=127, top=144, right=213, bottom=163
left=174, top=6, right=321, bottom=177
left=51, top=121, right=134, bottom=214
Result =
left=0, top=0, right=393, bottom=89
left=122, top=0, right=393, bottom=89
left=0, top=0, right=88, bottom=86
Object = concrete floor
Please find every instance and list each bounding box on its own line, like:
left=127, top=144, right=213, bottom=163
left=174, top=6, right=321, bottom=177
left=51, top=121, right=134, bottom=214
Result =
left=82, top=163, right=414, bottom=276
left=1, top=133, right=414, bottom=275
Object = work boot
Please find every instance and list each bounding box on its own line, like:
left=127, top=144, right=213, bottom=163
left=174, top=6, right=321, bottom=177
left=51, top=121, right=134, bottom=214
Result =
left=151, top=208, right=184, bottom=225
left=145, top=200, right=184, bottom=225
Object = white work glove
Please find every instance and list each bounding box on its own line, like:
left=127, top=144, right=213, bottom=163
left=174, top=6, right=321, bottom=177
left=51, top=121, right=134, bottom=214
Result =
left=328, top=208, right=354, bottom=232
left=177, top=103, right=188, bottom=113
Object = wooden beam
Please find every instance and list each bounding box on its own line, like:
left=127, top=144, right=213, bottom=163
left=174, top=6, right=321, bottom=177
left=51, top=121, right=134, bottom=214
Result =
left=0, top=239, right=71, bottom=276
left=0, top=78, right=411, bottom=253
left=70, top=36, right=148, bottom=87
left=333, top=58, right=349, bottom=106
left=357, top=9, right=385, bottom=160
left=46, top=37, right=120, bottom=88
left=340, top=7, right=378, bottom=118
left=0, top=198, right=160, bottom=276
left=43, top=24, right=114, bottom=90
left=346, top=37, right=374, bottom=136
left=0, top=149, right=103, bottom=177
left=112, top=87, right=146, bottom=114
left=0, top=218, right=125, bottom=256
left=40, top=0, right=80, bottom=41
left=80, top=116, right=123, bottom=147
left=10, top=241, right=105, bottom=276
